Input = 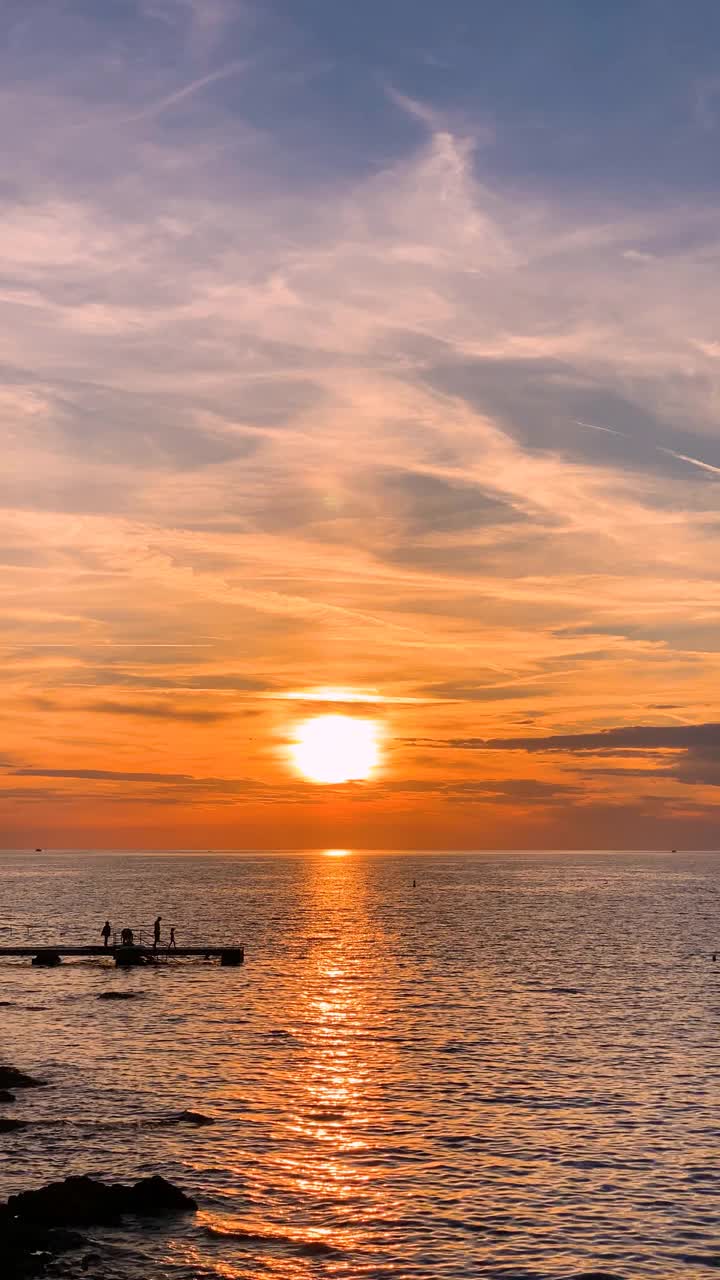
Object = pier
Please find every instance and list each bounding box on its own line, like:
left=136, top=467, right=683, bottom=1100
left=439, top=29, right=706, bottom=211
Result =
left=0, top=945, right=244, bottom=968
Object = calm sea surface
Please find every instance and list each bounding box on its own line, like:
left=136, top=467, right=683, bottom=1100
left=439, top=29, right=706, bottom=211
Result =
left=1, top=850, right=719, bottom=1278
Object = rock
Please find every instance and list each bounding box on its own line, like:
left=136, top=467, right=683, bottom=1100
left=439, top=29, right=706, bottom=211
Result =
left=174, top=1110, right=215, bottom=1125
left=7, top=1173, right=197, bottom=1226
left=0, top=1175, right=196, bottom=1276
left=5, top=1222, right=86, bottom=1253
left=0, top=1066, right=45, bottom=1090
left=96, top=991, right=139, bottom=1000
left=121, top=1174, right=198, bottom=1216
left=0, top=1091, right=15, bottom=1104
left=0, top=1117, right=27, bottom=1132
left=2, top=1219, right=87, bottom=1279
left=7, top=1176, right=118, bottom=1226
left=297, top=1239, right=337, bottom=1255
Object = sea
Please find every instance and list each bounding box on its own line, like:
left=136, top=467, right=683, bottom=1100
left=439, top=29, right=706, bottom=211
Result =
left=0, top=848, right=719, bottom=1279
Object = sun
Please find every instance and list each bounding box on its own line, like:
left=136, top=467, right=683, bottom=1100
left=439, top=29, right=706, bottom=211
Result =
left=289, top=714, right=381, bottom=784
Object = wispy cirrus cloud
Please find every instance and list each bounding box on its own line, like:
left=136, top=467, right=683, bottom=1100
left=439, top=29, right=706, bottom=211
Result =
left=1, top=2, right=720, bottom=845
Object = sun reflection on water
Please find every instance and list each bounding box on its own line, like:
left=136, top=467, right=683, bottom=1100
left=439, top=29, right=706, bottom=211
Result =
left=264, top=854, right=402, bottom=1270
left=196, top=854, right=405, bottom=1276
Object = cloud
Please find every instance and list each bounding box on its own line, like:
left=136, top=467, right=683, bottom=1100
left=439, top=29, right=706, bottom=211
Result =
left=444, top=723, right=720, bottom=752
left=59, top=671, right=276, bottom=692
left=431, top=721, right=720, bottom=797
left=88, top=701, right=233, bottom=722
left=2, top=6, right=720, bottom=844
left=418, top=681, right=550, bottom=702
left=381, top=777, right=579, bottom=805
left=13, top=767, right=199, bottom=783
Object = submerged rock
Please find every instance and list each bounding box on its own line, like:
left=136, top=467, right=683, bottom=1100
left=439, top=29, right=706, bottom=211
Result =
left=96, top=991, right=140, bottom=1000
left=6, top=1173, right=197, bottom=1226
left=0, top=1091, right=15, bottom=1104
left=0, top=1066, right=45, bottom=1090
left=0, top=1117, right=26, bottom=1132
left=296, top=1239, right=338, bottom=1256
left=174, top=1109, right=215, bottom=1126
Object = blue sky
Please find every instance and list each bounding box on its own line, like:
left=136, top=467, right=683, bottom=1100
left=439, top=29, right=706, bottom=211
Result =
left=266, top=0, right=720, bottom=189
left=1, top=0, right=720, bottom=848
left=8, top=0, right=720, bottom=191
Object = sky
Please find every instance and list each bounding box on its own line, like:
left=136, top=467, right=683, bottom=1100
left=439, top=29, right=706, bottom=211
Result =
left=2, top=0, right=720, bottom=850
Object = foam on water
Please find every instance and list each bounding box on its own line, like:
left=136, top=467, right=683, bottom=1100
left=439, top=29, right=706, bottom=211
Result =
left=0, top=849, right=718, bottom=1278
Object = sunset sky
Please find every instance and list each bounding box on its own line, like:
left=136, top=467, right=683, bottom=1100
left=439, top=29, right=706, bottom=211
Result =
left=3, top=0, right=720, bottom=849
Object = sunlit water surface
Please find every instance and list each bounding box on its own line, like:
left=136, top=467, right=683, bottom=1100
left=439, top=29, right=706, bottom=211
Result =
left=0, top=850, right=719, bottom=1279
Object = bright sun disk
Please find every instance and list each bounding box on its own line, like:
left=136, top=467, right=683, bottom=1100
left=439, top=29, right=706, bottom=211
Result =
left=289, top=714, right=381, bottom=784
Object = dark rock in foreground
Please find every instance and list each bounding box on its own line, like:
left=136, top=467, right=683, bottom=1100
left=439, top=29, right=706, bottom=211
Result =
left=1, top=1175, right=197, bottom=1277
left=123, top=1175, right=197, bottom=1215
left=6, top=1173, right=197, bottom=1226
left=4, top=1222, right=87, bottom=1278
left=0, top=1066, right=45, bottom=1090
left=0, top=1090, right=15, bottom=1103
left=0, top=1117, right=27, bottom=1132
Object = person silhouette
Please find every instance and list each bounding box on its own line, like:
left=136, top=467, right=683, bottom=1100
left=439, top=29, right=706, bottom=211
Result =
left=121, top=927, right=134, bottom=946
left=153, top=916, right=162, bottom=950
left=101, top=920, right=112, bottom=949
left=169, top=926, right=176, bottom=950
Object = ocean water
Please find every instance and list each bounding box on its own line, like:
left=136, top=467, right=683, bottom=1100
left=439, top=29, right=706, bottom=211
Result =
left=1, top=849, right=719, bottom=1279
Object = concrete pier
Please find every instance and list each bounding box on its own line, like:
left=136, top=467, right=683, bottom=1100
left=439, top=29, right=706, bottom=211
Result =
left=0, top=944, right=244, bottom=967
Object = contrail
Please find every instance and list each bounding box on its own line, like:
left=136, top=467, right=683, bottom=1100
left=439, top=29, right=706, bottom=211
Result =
left=574, top=419, right=625, bottom=436
left=573, top=420, right=720, bottom=477
left=118, top=59, right=249, bottom=124
left=659, top=447, right=720, bottom=476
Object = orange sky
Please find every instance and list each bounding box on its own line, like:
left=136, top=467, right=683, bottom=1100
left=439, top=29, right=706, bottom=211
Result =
left=2, top=5, right=720, bottom=849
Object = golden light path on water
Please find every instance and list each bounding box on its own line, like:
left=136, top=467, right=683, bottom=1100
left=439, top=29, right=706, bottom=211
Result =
left=187, top=851, right=400, bottom=1278
left=267, top=854, right=401, bottom=1273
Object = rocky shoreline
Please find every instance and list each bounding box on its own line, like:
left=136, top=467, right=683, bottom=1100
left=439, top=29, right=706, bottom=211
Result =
left=3, top=1174, right=197, bottom=1277
left=0, top=1064, right=199, bottom=1277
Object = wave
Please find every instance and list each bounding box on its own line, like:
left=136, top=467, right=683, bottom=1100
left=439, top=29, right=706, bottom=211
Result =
left=201, top=1222, right=341, bottom=1255
left=31, top=1109, right=216, bottom=1131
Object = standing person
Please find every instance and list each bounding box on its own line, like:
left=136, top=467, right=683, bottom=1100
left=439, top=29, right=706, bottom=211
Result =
left=101, top=920, right=112, bottom=948
left=153, top=916, right=162, bottom=950
left=169, top=926, right=176, bottom=950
